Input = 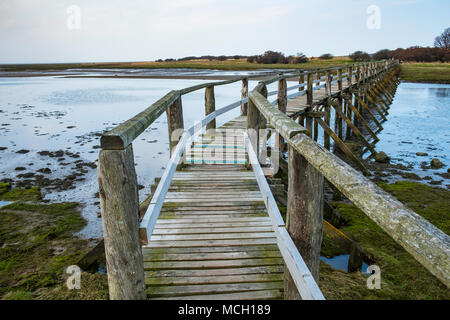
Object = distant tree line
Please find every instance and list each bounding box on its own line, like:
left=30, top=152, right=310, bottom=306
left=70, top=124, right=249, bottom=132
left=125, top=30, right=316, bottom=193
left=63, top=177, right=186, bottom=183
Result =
left=350, top=28, right=450, bottom=63
left=155, top=55, right=247, bottom=62
left=246, top=51, right=308, bottom=64
left=155, top=51, right=310, bottom=64
left=348, top=47, right=450, bottom=63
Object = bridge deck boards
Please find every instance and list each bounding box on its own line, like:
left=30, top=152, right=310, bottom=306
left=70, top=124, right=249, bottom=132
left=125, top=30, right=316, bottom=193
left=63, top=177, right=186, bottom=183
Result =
left=143, top=116, right=284, bottom=300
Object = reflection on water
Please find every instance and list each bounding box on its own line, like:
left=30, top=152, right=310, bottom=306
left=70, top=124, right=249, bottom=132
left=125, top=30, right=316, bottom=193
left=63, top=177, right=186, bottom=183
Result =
left=375, top=82, right=450, bottom=186
left=320, top=254, right=370, bottom=273
left=429, top=87, right=449, bottom=98
left=0, top=201, right=11, bottom=208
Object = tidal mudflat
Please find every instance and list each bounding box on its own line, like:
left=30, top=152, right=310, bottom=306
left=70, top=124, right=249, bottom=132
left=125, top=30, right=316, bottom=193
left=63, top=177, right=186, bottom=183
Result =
left=0, top=75, right=253, bottom=238
left=373, top=82, right=450, bottom=187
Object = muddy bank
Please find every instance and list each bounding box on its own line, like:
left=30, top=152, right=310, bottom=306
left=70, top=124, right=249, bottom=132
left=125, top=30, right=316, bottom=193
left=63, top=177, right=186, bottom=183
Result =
left=0, top=186, right=108, bottom=300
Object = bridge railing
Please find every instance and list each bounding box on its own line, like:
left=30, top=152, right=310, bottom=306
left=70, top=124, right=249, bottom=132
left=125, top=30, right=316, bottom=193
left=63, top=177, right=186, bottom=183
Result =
left=97, top=60, right=448, bottom=301
left=246, top=60, right=450, bottom=298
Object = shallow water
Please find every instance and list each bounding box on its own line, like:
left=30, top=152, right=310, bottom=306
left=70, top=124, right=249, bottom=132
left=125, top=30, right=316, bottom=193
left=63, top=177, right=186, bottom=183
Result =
left=0, top=201, right=11, bottom=208
left=0, top=76, right=256, bottom=238
left=320, top=254, right=370, bottom=273
left=375, top=82, right=450, bottom=186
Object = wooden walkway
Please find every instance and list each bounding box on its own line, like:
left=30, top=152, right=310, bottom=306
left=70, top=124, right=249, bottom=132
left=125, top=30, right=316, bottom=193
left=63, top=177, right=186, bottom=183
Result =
left=287, top=82, right=339, bottom=116
left=142, top=116, right=285, bottom=300
left=98, top=61, right=450, bottom=299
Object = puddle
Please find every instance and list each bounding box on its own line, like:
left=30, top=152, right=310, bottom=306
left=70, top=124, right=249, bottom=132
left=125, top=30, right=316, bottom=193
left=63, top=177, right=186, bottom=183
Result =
left=0, top=201, right=11, bottom=208
left=321, top=254, right=370, bottom=273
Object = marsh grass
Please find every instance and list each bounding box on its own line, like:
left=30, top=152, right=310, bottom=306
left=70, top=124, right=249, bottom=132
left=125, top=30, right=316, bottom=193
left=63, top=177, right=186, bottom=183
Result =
left=400, top=62, right=450, bottom=84
left=319, top=181, right=450, bottom=300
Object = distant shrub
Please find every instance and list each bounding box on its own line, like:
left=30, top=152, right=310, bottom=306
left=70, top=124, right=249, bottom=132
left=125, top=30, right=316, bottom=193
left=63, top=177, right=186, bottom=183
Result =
left=319, top=53, right=333, bottom=60
left=350, top=51, right=371, bottom=62
left=217, top=56, right=227, bottom=61
left=372, top=49, right=391, bottom=60
left=288, top=54, right=308, bottom=64
left=247, top=56, right=257, bottom=63
left=255, top=51, right=287, bottom=64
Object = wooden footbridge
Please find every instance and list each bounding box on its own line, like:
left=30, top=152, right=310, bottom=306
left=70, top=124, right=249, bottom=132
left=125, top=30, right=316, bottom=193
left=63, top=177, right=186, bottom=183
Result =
left=98, top=60, right=450, bottom=300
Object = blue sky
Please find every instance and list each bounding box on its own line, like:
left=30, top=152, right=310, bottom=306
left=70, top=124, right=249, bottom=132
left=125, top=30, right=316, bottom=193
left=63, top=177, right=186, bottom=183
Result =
left=0, top=0, right=449, bottom=63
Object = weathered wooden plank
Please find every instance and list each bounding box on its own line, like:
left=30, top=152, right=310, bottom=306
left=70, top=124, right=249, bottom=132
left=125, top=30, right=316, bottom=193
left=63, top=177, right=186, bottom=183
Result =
left=147, top=282, right=284, bottom=297
left=145, top=238, right=279, bottom=248
left=143, top=250, right=281, bottom=262
left=150, top=289, right=283, bottom=300
left=146, top=266, right=284, bottom=279
left=155, top=217, right=271, bottom=224
left=154, top=221, right=273, bottom=229
left=143, top=245, right=280, bottom=255
left=144, top=258, right=283, bottom=270
left=150, top=232, right=277, bottom=241
left=152, top=226, right=274, bottom=235
left=146, top=274, right=283, bottom=286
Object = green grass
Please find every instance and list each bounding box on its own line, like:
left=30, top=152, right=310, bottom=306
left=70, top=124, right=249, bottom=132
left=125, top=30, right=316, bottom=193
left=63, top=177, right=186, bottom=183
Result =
left=399, top=62, right=450, bottom=84
left=319, top=181, right=450, bottom=300
left=0, top=186, right=41, bottom=201
left=0, top=187, right=108, bottom=300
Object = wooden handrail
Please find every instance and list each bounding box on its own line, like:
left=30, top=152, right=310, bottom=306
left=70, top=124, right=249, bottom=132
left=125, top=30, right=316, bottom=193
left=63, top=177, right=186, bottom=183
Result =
left=248, top=61, right=450, bottom=288
left=244, top=132, right=325, bottom=300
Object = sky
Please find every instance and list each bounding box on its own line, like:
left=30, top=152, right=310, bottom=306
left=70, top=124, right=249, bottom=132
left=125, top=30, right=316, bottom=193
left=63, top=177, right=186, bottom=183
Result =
left=0, top=0, right=449, bottom=63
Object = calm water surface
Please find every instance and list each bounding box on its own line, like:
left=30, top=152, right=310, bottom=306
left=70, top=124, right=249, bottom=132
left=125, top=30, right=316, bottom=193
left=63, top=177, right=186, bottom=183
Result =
left=375, top=82, right=449, bottom=184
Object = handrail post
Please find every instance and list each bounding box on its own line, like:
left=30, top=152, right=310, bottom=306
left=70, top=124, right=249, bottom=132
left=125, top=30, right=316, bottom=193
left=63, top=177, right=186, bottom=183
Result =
left=247, top=90, right=260, bottom=168
left=98, top=145, right=146, bottom=300
left=324, top=71, right=332, bottom=150
left=299, top=71, right=305, bottom=91
left=284, top=139, right=324, bottom=299
left=336, top=68, right=343, bottom=139
left=241, top=78, right=249, bottom=116
left=305, top=73, right=313, bottom=135
left=277, top=78, right=288, bottom=153
left=166, top=96, right=184, bottom=156
left=205, top=86, right=216, bottom=131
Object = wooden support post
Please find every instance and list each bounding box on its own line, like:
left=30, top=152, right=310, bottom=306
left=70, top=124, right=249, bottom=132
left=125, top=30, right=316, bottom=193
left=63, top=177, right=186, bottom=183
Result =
left=305, top=73, right=313, bottom=135
left=205, top=86, right=216, bottom=131
left=324, top=71, right=331, bottom=150
left=345, top=96, right=379, bottom=142
left=345, top=97, right=353, bottom=140
left=166, top=96, right=184, bottom=156
left=98, top=145, right=146, bottom=300
left=284, top=144, right=324, bottom=299
left=330, top=100, right=377, bottom=156
left=313, top=117, right=318, bottom=142
left=354, top=93, right=383, bottom=130
left=241, top=78, right=249, bottom=116
left=336, top=68, right=343, bottom=139
left=277, top=78, right=287, bottom=152
left=317, top=118, right=369, bottom=175
left=366, top=94, right=388, bottom=121
left=299, top=71, right=305, bottom=91
left=347, top=66, right=353, bottom=87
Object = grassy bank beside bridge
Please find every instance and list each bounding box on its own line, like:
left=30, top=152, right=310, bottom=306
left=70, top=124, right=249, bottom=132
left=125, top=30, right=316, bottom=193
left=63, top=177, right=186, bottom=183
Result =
left=399, top=62, right=450, bottom=84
